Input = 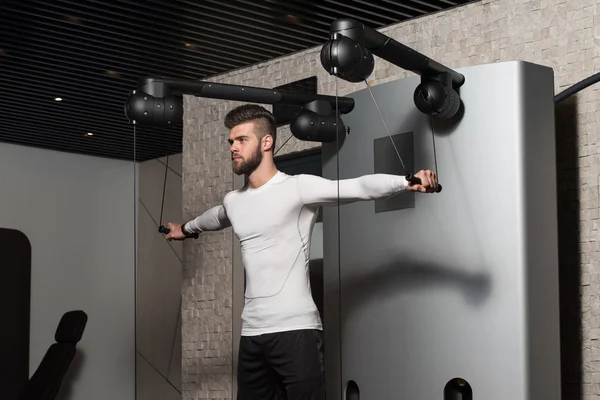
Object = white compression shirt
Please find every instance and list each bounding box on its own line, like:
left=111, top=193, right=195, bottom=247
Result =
left=184, top=171, right=409, bottom=336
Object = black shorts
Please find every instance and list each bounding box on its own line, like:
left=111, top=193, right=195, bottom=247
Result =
left=237, top=329, right=325, bottom=400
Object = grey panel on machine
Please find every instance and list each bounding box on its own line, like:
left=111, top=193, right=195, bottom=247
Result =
left=373, top=131, right=415, bottom=212
left=321, top=61, right=560, bottom=400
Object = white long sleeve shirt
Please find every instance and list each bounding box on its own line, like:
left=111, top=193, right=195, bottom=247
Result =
left=184, top=171, right=409, bottom=336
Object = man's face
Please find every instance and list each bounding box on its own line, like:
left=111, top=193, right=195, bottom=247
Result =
left=228, top=122, right=263, bottom=175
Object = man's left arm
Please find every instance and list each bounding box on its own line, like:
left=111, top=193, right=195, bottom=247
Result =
left=297, top=170, right=438, bottom=206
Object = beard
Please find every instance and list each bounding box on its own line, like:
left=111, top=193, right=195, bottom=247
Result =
left=232, top=144, right=263, bottom=175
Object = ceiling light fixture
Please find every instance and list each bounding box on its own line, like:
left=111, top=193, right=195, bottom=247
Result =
left=55, top=97, right=63, bottom=101
left=284, top=14, right=299, bottom=23
left=86, top=132, right=94, bottom=136
left=65, top=15, right=81, bottom=24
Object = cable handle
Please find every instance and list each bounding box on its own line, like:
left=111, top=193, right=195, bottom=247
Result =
left=405, top=172, right=442, bottom=193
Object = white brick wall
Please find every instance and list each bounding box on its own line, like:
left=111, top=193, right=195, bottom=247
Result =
left=182, top=0, right=600, bottom=398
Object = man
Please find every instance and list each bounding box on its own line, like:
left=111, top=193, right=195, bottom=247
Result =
left=164, top=104, right=439, bottom=400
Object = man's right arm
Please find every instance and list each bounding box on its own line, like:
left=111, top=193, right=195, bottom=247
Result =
left=183, top=204, right=231, bottom=234
left=165, top=204, right=231, bottom=241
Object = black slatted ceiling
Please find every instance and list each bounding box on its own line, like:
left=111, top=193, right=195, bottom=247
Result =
left=0, top=0, right=474, bottom=162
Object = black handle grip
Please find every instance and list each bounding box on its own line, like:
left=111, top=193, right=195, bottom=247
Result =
left=406, top=173, right=442, bottom=193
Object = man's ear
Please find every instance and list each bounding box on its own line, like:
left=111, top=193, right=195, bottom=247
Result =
left=263, top=134, right=274, bottom=151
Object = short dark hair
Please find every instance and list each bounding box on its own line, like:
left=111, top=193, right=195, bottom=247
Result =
left=224, top=104, right=277, bottom=149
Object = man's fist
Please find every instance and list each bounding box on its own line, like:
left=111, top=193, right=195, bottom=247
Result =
left=407, top=169, right=439, bottom=193
left=164, top=222, right=187, bottom=241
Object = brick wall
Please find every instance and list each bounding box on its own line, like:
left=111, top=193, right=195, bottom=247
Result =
left=181, top=0, right=600, bottom=398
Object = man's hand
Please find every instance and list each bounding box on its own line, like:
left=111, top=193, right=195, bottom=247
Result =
left=407, top=169, right=439, bottom=193
left=164, top=222, right=187, bottom=241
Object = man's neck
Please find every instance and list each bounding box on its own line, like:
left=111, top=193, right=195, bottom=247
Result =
left=247, top=161, right=278, bottom=189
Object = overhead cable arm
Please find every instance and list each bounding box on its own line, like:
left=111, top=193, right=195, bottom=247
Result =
left=124, top=77, right=355, bottom=143
left=320, top=18, right=465, bottom=119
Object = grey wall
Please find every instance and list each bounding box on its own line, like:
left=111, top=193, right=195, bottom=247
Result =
left=0, top=142, right=136, bottom=400
left=136, top=154, right=183, bottom=400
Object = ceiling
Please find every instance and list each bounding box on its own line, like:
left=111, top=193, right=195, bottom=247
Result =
left=0, top=0, right=475, bottom=162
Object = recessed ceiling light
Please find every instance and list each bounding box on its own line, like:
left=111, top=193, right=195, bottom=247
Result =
left=55, top=97, right=63, bottom=101
left=86, top=132, right=94, bottom=136
left=65, top=15, right=81, bottom=23
left=283, top=14, right=299, bottom=23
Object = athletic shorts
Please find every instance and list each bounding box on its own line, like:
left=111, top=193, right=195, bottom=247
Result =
left=237, top=329, right=325, bottom=400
